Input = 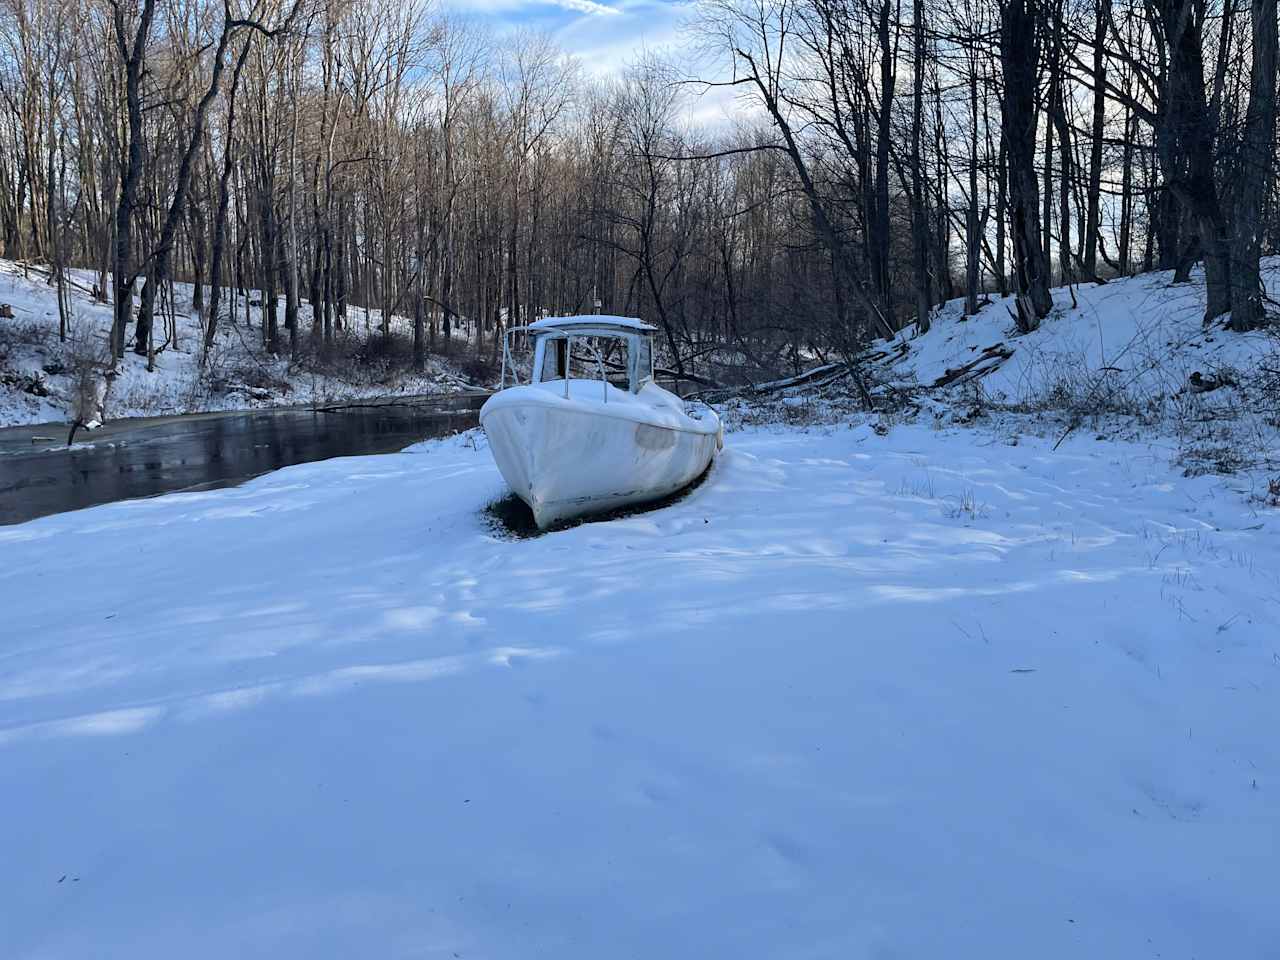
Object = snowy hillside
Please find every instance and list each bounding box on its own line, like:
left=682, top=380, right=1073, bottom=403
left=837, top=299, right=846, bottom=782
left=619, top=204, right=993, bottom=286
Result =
left=711, top=261, right=1279, bottom=486
left=2, top=423, right=1277, bottom=957
left=886, top=259, right=1279, bottom=408
left=0, top=260, right=483, bottom=427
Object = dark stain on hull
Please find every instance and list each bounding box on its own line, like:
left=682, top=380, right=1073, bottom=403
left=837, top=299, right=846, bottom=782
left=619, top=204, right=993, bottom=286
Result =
left=483, top=459, right=717, bottom=540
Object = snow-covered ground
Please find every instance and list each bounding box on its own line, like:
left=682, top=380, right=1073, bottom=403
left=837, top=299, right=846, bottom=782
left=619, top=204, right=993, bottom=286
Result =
left=0, top=260, right=482, bottom=427
left=3, top=422, right=1277, bottom=958
left=889, top=259, right=1279, bottom=407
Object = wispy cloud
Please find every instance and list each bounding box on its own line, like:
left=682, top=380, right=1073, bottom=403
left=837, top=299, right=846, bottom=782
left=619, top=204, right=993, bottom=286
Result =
left=553, top=0, right=687, bottom=73
left=457, top=0, right=620, bottom=14
left=554, top=0, right=622, bottom=13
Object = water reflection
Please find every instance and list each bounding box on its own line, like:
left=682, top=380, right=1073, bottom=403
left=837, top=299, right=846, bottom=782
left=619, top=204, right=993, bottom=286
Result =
left=0, top=396, right=485, bottom=525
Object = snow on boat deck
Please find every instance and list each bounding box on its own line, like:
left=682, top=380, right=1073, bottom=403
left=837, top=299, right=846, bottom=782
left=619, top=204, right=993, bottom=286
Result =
left=1, top=424, right=1277, bottom=958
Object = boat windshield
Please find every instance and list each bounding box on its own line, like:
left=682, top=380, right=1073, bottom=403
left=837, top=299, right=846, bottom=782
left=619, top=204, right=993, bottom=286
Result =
left=499, top=318, right=657, bottom=394
left=527, top=330, right=653, bottom=394
left=538, top=336, right=630, bottom=388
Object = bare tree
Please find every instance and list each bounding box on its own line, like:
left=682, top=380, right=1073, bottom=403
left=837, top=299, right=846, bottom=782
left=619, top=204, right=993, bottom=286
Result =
left=1000, top=0, right=1053, bottom=330
left=1228, top=0, right=1277, bottom=330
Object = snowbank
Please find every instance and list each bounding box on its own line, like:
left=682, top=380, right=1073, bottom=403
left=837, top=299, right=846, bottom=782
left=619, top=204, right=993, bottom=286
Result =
left=2, top=423, right=1277, bottom=957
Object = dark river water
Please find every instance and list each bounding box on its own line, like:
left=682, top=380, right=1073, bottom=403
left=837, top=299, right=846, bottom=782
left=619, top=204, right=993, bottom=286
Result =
left=0, top=394, right=486, bottom=526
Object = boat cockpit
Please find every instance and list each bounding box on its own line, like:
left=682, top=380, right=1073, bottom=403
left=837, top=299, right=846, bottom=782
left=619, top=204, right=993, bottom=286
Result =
left=500, top=316, right=657, bottom=400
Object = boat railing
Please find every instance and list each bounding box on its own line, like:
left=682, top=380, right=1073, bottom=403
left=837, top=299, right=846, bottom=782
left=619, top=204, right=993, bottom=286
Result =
left=499, top=325, right=534, bottom=390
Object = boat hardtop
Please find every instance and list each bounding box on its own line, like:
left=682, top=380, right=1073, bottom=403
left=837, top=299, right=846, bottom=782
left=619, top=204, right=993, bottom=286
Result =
left=527, top=314, right=657, bottom=333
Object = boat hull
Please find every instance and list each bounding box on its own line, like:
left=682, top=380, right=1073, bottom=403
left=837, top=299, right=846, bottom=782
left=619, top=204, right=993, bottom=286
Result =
left=481, top=387, right=720, bottom=529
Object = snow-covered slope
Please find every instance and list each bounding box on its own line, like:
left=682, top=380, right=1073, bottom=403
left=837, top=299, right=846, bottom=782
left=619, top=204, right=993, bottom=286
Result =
left=2, top=424, right=1277, bottom=957
left=0, top=260, right=481, bottom=427
left=885, top=259, right=1278, bottom=407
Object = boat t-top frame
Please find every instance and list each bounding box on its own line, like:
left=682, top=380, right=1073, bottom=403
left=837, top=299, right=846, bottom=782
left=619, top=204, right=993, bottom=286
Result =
left=499, top=316, right=658, bottom=402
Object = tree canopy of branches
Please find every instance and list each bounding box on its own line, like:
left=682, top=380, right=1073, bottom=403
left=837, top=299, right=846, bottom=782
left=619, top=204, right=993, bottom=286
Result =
left=0, top=0, right=1276, bottom=384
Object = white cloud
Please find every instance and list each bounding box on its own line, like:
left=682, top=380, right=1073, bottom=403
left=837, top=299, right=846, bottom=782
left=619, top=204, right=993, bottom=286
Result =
left=554, top=0, right=622, bottom=13
left=449, top=0, right=620, bottom=14
left=553, top=0, right=689, bottom=75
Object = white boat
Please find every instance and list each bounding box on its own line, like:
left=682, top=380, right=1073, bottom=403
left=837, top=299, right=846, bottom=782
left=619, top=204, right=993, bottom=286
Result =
left=480, top=315, right=723, bottom=529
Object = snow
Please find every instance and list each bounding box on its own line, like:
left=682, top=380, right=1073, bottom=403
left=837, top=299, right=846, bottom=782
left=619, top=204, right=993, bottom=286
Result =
left=528, top=314, right=656, bottom=332
left=0, top=260, right=479, bottom=428
left=2, top=421, right=1278, bottom=957
left=886, top=260, right=1279, bottom=405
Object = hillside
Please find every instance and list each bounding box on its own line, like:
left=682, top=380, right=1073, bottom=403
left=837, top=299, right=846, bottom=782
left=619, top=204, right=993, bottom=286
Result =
left=716, top=261, right=1278, bottom=482
left=889, top=260, right=1278, bottom=404
left=0, top=260, right=483, bottom=428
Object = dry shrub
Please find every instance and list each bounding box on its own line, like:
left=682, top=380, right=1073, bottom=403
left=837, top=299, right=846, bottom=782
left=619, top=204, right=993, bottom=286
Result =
left=306, top=329, right=415, bottom=385
left=204, top=353, right=292, bottom=400
left=457, top=350, right=498, bottom=385
left=0, top=317, right=53, bottom=351
left=1257, top=342, right=1280, bottom=424
left=1177, top=444, right=1251, bottom=477
left=0, top=318, right=54, bottom=371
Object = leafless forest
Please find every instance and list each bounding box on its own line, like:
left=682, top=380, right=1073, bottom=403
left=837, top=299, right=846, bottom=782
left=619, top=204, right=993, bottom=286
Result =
left=0, top=0, right=1275, bottom=381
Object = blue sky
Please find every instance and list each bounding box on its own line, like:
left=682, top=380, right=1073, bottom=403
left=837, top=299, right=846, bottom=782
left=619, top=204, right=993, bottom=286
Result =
left=447, top=0, right=696, bottom=76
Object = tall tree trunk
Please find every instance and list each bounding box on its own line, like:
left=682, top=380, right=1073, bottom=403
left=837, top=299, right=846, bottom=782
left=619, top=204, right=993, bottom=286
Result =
left=110, top=0, right=159, bottom=362
left=1156, top=0, right=1229, bottom=317
left=204, top=40, right=251, bottom=361
left=136, top=14, right=238, bottom=356
left=1000, top=0, right=1053, bottom=330
left=1229, top=0, right=1277, bottom=330
left=911, top=0, right=932, bottom=332
left=873, top=0, right=896, bottom=323
left=1050, top=67, right=1074, bottom=285
left=996, top=130, right=1008, bottom=295
left=1117, top=102, right=1135, bottom=275
left=190, top=202, right=207, bottom=316
left=1082, top=0, right=1109, bottom=279
left=1042, top=85, right=1055, bottom=279
left=261, top=188, right=280, bottom=354
left=965, top=55, right=982, bottom=316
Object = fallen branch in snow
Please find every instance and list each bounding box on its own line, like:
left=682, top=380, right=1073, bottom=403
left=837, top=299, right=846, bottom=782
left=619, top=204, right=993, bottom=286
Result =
left=656, top=367, right=721, bottom=390
left=699, top=361, right=884, bottom=412
left=10, top=262, right=100, bottom=301
left=749, top=362, right=848, bottom=394
left=859, top=340, right=911, bottom=365
left=931, top=343, right=1015, bottom=387
left=700, top=363, right=854, bottom=404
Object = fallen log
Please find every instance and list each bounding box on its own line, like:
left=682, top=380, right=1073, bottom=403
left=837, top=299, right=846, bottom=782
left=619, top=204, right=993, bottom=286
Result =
left=859, top=339, right=911, bottom=365
left=931, top=342, right=1014, bottom=388
left=749, top=362, right=847, bottom=394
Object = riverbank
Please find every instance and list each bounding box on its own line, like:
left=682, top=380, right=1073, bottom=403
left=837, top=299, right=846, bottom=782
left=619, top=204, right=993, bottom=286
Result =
left=0, top=259, right=488, bottom=427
